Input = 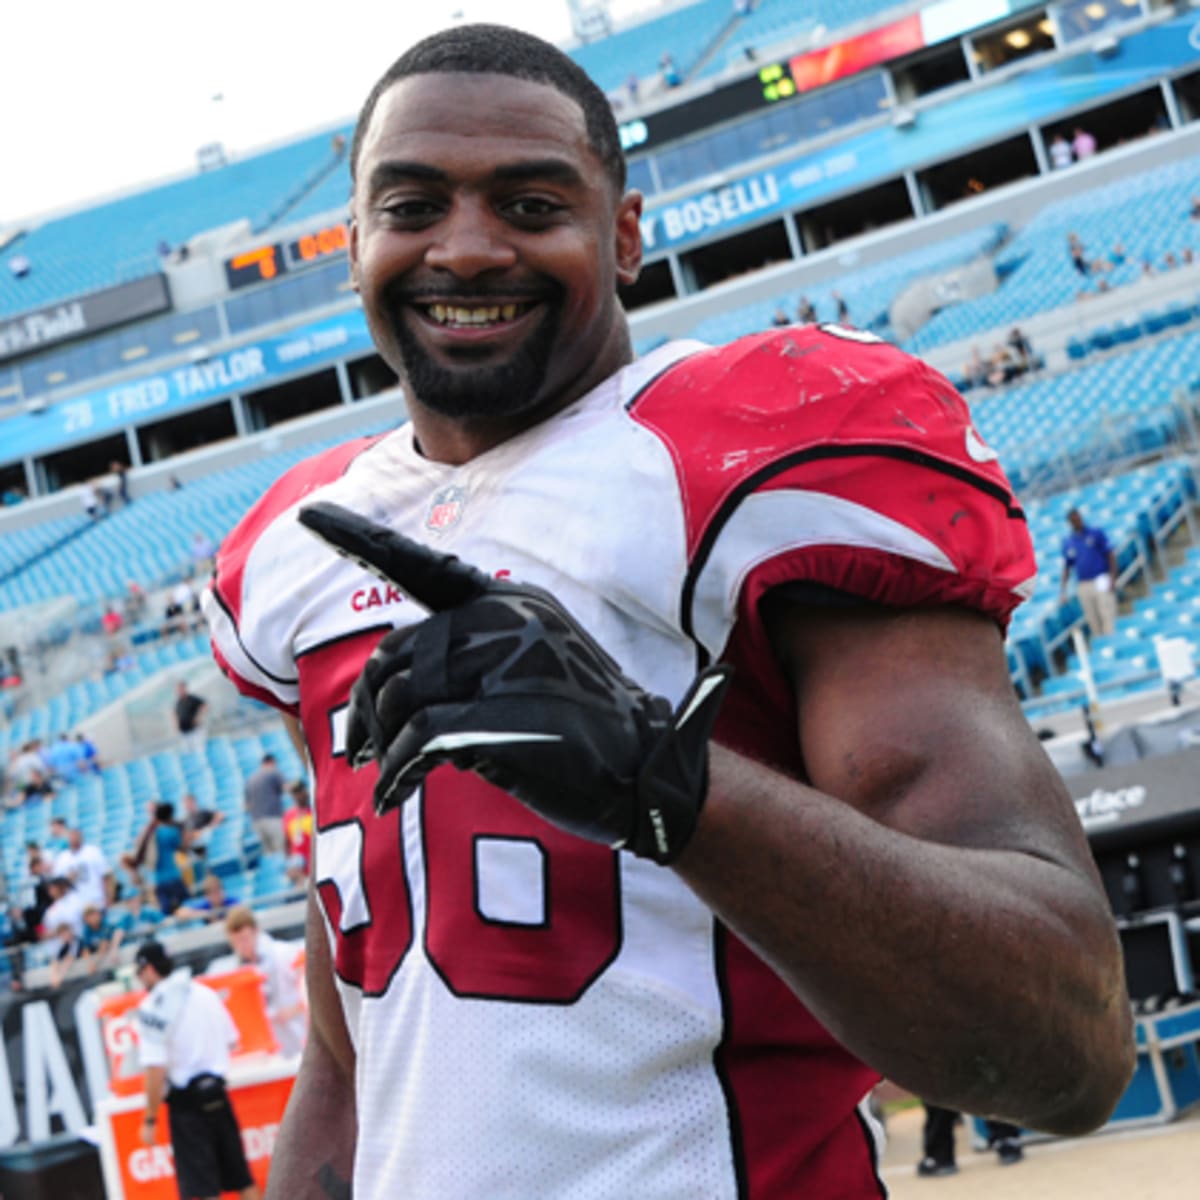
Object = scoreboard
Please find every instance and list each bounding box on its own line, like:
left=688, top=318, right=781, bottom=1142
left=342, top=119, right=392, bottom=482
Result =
left=618, top=61, right=800, bottom=155
left=224, top=221, right=349, bottom=290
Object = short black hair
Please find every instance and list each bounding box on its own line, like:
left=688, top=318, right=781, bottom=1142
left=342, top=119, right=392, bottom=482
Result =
left=350, top=23, right=625, bottom=194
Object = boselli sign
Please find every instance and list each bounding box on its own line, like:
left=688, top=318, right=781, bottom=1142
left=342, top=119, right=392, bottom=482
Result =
left=0, top=275, right=170, bottom=365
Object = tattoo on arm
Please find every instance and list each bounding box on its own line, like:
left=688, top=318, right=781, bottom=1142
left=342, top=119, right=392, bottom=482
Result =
left=317, top=1163, right=352, bottom=1200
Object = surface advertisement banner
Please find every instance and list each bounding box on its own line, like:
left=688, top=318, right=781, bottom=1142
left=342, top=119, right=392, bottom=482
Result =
left=0, top=276, right=171, bottom=365
left=0, top=308, right=374, bottom=464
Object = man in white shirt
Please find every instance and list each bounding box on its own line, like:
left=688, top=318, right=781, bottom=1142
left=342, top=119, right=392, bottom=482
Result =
left=52, top=827, right=112, bottom=910
left=221, top=907, right=307, bottom=1058
left=41, top=878, right=86, bottom=939
left=135, top=941, right=260, bottom=1200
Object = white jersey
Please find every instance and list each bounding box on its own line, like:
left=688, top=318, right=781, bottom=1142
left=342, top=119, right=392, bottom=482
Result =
left=205, top=330, right=1035, bottom=1199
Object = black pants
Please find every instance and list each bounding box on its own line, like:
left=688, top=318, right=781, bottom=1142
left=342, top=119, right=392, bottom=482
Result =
left=923, top=1104, right=1020, bottom=1164
left=167, top=1078, right=253, bottom=1199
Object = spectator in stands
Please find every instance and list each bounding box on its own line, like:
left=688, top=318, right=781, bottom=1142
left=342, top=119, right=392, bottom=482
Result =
left=796, top=296, right=817, bottom=324
left=832, top=291, right=850, bottom=324
left=52, top=826, right=113, bottom=909
left=75, top=732, right=101, bottom=773
left=101, top=604, right=124, bottom=638
left=1107, top=241, right=1126, bottom=268
left=1183, top=247, right=1195, bottom=266
left=48, top=922, right=83, bottom=989
left=964, top=346, right=988, bottom=389
left=176, top=873, right=241, bottom=924
left=16, top=854, right=53, bottom=937
left=43, top=733, right=86, bottom=784
left=174, top=681, right=208, bottom=750
left=985, top=343, right=1018, bottom=388
left=190, top=530, right=216, bottom=573
left=123, top=581, right=148, bottom=624
left=164, top=579, right=201, bottom=635
left=1190, top=195, right=1200, bottom=221
left=181, top=792, right=224, bottom=879
left=284, top=781, right=313, bottom=881
left=658, top=53, right=680, bottom=88
left=771, top=306, right=790, bottom=327
left=1068, top=233, right=1089, bottom=276
left=77, top=903, right=124, bottom=972
left=109, top=889, right=164, bottom=939
left=42, top=877, right=86, bottom=939
left=1007, top=327, right=1034, bottom=373
left=46, top=816, right=70, bottom=854
left=1060, top=508, right=1119, bottom=639
left=109, top=460, right=131, bottom=505
left=8, top=741, right=54, bottom=803
left=8, top=254, right=31, bottom=279
left=1163, top=251, right=1179, bottom=271
left=1048, top=133, right=1073, bottom=170
left=221, top=906, right=307, bottom=1057
left=125, top=801, right=191, bottom=915
left=81, top=481, right=102, bottom=520
left=245, top=754, right=286, bottom=855
left=1072, top=127, right=1097, bottom=161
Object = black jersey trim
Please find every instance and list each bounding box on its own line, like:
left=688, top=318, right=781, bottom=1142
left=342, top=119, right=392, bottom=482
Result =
left=623, top=344, right=707, bottom=412
left=680, top=442, right=1027, bottom=657
left=209, top=566, right=300, bottom=687
left=852, top=1102, right=890, bottom=1199
left=711, top=922, right=750, bottom=1200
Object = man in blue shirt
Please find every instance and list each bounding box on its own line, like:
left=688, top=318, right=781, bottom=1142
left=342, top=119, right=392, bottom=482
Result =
left=1060, top=508, right=1118, bottom=637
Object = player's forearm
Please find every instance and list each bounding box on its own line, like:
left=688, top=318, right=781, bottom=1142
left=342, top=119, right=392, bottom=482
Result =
left=265, top=1034, right=356, bottom=1199
left=676, top=745, right=1134, bottom=1135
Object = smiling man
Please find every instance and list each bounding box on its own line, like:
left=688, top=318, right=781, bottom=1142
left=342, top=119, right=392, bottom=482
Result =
left=203, top=24, right=1134, bottom=1200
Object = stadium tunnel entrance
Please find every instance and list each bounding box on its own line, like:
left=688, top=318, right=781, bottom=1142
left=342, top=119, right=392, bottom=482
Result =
left=1041, top=87, right=1172, bottom=160
left=345, top=354, right=398, bottom=400
left=620, top=260, right=678, bottom=313
left=678, top=219, right=792, bottom=290
left=795, top=178, right=915, bottom=252
left=917, top=134, right=1040, bottom=213
left=37, top=433, right=128, bottom=492
left=241, top=367, right=341, bottom=432
left=1176, top=68, right=1200, bottom=125
left=137, top=401, right=238, bottom=463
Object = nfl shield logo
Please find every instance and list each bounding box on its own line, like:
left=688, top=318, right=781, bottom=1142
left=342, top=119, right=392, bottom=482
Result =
left=426, top=485, right=467, bottom=533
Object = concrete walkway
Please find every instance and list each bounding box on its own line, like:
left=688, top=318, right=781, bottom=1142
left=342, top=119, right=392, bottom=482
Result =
left=880, top=1102, right=1200, bottom=1199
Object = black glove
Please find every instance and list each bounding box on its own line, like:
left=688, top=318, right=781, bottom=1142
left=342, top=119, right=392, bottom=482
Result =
left=297, top=501, right=732, bottom=864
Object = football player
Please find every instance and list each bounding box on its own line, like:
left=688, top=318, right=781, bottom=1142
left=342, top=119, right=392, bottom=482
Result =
left=204, top=24, right=1133, bottom=1200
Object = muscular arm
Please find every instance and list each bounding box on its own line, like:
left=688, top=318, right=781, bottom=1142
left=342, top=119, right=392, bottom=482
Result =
left=675, top=601, right=1134, bottom=1134
left=266, top=719, right=357, bottom=1200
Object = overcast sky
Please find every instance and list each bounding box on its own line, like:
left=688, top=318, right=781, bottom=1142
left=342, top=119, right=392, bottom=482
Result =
left=1, top=0, right=659, bottom=226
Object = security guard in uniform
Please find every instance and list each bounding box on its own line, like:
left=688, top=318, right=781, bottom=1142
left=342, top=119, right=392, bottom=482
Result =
left=135, top=940, right=261, bottom=1200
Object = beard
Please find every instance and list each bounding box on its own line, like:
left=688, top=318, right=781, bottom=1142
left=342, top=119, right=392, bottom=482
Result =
left=387, top=289, right=563, bottom=422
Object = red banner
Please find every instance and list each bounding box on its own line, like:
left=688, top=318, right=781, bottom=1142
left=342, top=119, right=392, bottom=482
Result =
left=789, top=15, right=925, bottom=93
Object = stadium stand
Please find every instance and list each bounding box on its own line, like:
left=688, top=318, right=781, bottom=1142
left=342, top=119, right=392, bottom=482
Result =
left=0, top=124, right=352, bottom=317
left=566, top=0, right=737, bottom=94
left=906, top=158, right=1200, bottom=356
left=681, top=222, right=1008, bottom=345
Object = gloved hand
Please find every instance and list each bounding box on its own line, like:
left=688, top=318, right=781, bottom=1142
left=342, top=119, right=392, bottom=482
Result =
left=297, top=501, right=731, bottom=864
